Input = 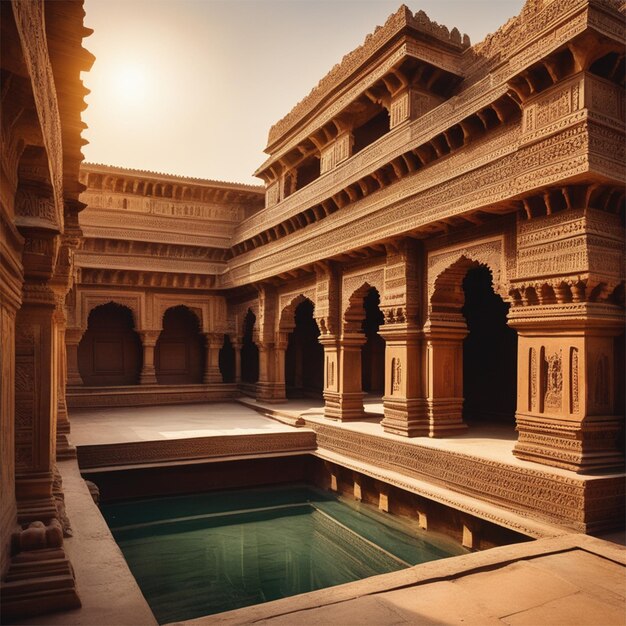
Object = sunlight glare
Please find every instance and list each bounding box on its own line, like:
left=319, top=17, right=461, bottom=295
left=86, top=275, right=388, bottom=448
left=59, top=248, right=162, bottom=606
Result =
left=116, top=63, right=150, bottom=106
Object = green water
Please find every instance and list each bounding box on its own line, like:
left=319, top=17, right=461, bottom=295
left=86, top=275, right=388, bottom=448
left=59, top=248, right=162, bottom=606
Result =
left=102, top=485, right=465, bottom=624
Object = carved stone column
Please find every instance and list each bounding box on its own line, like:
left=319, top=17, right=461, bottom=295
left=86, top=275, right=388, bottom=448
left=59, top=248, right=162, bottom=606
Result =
left=379, top=324, right=427, bottom=436
left=203, top=333, right=223, bottom=384
left=54, top=305, right=74, bottom=459
left=139, top=331, right=159, bottom=384
left=0, top=296, right=20, bottom=578
left=322, top=332, right=366, bottom=421
left=64, top=328, right=83, bottom=386
left=255, top=340, right=286, bottom=402
left=423, top=315, right=469, bottom=436
left=14, top=280, right=59, bottom=526
left=510, top=306, right=624, bottom=472
left=508, top=205, right=624, bottom=471
left=254, top=284, right=285, bottom=402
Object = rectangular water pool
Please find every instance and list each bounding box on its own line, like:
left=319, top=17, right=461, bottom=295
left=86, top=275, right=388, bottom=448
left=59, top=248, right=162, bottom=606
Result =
left=102, top=485, right=466, bottom=623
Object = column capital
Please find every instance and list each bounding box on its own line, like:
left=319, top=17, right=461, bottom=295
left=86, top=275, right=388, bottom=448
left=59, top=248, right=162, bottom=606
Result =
left=139, top=330, right=160, bottom=346
left=65, top=327, right=84, bottom=344
left=340, top=332, right=367, bottom=347
left=203, top=332, right=224, bottom=347
left=378, top=323, right=421, bottom=342
left=507, top=302, right=625, bottom=334
left=317, top=332, right=340, bottom=347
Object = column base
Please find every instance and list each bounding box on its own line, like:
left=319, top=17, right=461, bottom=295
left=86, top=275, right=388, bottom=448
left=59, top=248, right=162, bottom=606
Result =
left=55, top=433, right=77, bottom=459
left=381, top=397, right=429, bottom=437
left=514, top=412, right=625, bottom=473
left=203, top=370, right=223, bottom=384
left=15, top=473, right=56, bottom=526
left=1, top=546, right=80, bottom=622
left=426, top=398, right=468, bottom=437
left=323, top=390, right=365, bottom=421
left=139, top=370, right=158, bottom=385
left=255, top=382, right=286, bottom=403
left=66, top=373, right=83, bottom=386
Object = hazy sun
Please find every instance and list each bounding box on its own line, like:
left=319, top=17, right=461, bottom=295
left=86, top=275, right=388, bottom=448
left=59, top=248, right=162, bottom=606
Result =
left=116, top=63, right=149, bottom=105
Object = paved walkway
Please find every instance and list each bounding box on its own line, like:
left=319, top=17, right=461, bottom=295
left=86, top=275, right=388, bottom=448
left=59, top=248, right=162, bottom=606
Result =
left=239, top=397, right=601, bottom=478
left=15, top=459, right=156, bottom=626
left=70, top=398, right=620, bottom=481
left=69, top=402, right=298, bottom=445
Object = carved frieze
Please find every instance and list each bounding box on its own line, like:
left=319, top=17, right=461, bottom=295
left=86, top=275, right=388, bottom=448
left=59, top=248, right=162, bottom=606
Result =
left=515, top=208, right=624, bottom=289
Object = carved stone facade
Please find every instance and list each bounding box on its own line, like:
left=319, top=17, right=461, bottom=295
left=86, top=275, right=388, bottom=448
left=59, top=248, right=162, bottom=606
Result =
left=72, top=2, right=623, bottom=476
left=1, top=0, right=624, bottom=621
left=1, top=0, right=93, bottom=620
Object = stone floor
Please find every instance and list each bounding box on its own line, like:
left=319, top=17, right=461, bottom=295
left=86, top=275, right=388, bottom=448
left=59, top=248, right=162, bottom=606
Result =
left=70, top=402, right=298, bottom=445
left=14, top=459, right=156, bottom=626
left=239, top=396, right=607, bottom=477
left=71, top=397, right=526, bottom=469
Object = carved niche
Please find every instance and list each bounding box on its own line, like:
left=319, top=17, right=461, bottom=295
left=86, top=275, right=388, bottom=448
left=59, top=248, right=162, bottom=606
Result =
left=543, top=349, right=562, bottom=412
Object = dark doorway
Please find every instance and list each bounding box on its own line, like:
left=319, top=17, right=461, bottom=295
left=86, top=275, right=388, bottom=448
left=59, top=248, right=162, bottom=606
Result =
left=285, top=300, right=323, bottom=397
left=361, top=288, right=385, bottom=394
left=462, top=266, right=517, bottom=424
left=78, top=303, right=142, bottom=386
left=219, top=335, right=236, bottom=383
left=155, top=306, right=204, bottom=384
left=241, top=309, right=259, bottom=384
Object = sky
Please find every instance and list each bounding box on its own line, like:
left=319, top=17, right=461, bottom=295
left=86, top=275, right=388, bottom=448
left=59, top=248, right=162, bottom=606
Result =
left=82, top=0, right=525, bottom=185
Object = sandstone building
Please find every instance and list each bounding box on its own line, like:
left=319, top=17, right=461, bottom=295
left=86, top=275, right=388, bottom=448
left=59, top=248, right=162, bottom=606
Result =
left=1, top=0, right=624, bottom=621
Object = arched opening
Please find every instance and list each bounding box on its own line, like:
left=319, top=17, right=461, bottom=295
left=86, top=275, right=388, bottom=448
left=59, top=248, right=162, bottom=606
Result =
left=361, top=288, right=385, bottom=394
left=219, top=335, right=236, bottom=383
left=462, top=266, right=517, bottom=425
left=240, top=309, right=259, bottom=384
left=353, top=108, right=390, bottom=155
left=78, top=303, right=142, bottom=386
left=155, top=306, right=204, bottom=384
left=284, top=299, right=323, bottom=398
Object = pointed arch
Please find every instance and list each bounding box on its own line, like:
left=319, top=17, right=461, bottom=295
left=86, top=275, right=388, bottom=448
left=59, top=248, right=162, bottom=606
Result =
left=279, top=293, right=316, bottom=332
left=155, top=306, right=205, bottom=384
left=78, top=302, right=142, bottom=386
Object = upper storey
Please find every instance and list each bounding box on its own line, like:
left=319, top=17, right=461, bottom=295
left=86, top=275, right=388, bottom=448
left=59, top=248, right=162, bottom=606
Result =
left=75, top=164, right=264, bottom=290
left=256, top=5, right=470, bottom=201
left=79, top=163, right=264, bottom=249
left=232, top=0, right=624, bottom=261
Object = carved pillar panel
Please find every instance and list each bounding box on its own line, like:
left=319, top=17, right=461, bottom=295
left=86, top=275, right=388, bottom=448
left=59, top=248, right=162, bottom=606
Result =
left=323, top=332, right=366, bottom=421
left=14, top=282, right=58, bottom=525
left=139, top=331, right=159, bottom=385
left=203, top=333, right=223, bottom=384
left=389, top=88, right=441, bottom=129
left=320, top=334, right=338, bottom=413
left=512, top=315, right=624, bottom=473
left=379, top=325, right=427, bottom=436
left=320, top=132, right=353, bottom=174
left=64, top=328, right=84, bottom=386
left=423, top=316, right=468, bottom=437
